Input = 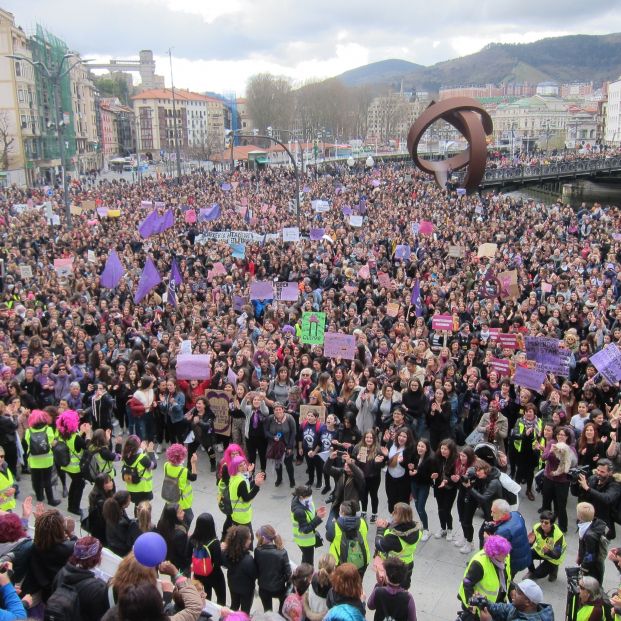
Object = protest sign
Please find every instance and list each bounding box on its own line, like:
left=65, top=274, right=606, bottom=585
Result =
left=180, top=340, right=193, bottom=355
left=233, top=295, right=246, bottom=312
left=590, top=344, right=621, bottom=384
left=323, top=332, right=357, bottom=359
left=356, top=447, right=368, bottom=463
left=342, top=206, right=352, bottom=216
left=301, top=312, right=326, bottom=345
left=349, top=215, right=363, bottom=227
left=358, top=265, right=370, bottom=279
left=19, top=265, right=32, bottom=279
left=176, top=354, right=211, bottom=380
left=312, top=200, right=330, bottom=212
left=497, top=333, right=518, bottom=350
left=419, top=220, right=434, bottom=236
left=489, top=358, right=511, bottom=376
left=386, top=302, right=400, bottom=318
left=282, top=227, right=300, bottom=242
left=525, top=336, right=571, bottom=376
left=377, top=272, right=391, bottom=288
left=87, top=250, right=96, bottom=263
left=477, top=243, right=498, bottom=258
left=206, top=390, right=231, bottom=437
left=250, top=280, right=274, bottom=300
left=448, top=245, right=465, bottom=258
left=431, top=314, right=454, bottom=332
left=70, top=205, right=82, bottom=216
left=310, top=228, right=325, bottom=241
left=195, top=230, right=280, bottom=245
left=230, top=243, right=246, bottom=259
left=300, top=405, right=326, bottom=424
left=513, top=366, right=546, bottom=393
left=227, top=367, right=238, bottom=387
left=273, top=281, right=299, bottom=302
left=53, top=257, right=74, bottom=277
left=184, top=209, right=197, bottom=224
left=497, top=270, right=520, bottom=299
left=82, top=200, right=96, bottom=211
left=541, top=282, right=553, bottom=294
left=212, top=262, right=227, bottom=276
left=394, top=245, right=411, bottom=261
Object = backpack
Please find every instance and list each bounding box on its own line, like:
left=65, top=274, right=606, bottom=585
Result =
left=53, top=440, right=71, bottom=468
left=122, top=460, right=141, bottom=485
left=344, top=533, right=366, bottom=570
left=44, top=574, right=88, bottom=621
left=191, top=539, right=216, bottom=577
left=161, top=464, right=182, bottom=503
left=217, top=480, right=233, bottom=516
left=128, top=396, right=146, bottom=418
left=29, top=429, right=50, bottom=456
left=80, top=448, right=101, bottom=483
left=499, top=472, right=521, bottom=510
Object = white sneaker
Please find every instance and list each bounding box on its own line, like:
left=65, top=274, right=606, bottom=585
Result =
left=446, top=529, right=454, bottom=541
left=453, top=537, right=464, bottom=547
left=460, top=542, right=473, bottom=554
left=434, top=529, right=447, bottom=539
left=421, top=530, right=430, bottom=542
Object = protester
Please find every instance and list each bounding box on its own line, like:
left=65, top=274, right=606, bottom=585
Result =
left=527, top=510, right=567, bottom=582
left=478, top=578, right=553, bottom=621
left=254, top=524, right=292, bottom=613
left=221, top=525, right=257, bottom=614
left=576, top=502, right=608, bottom=585
left=188, top=512, right=226, bottom=605
left=291, top=484, right=327, bottom=565
left=367, top=557, right=417, bottom=621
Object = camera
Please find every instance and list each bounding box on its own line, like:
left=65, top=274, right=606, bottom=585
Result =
left=461, top=467, right=477, bottom=484
left=568, top=465, right=591, bottom=483
left=482, top=520, right=497, bottom=535
left=0, top=552, right=15, bottom=580
left=565, top=567, right=582, bottom=595
left=469, top=595, right=489, bottom=609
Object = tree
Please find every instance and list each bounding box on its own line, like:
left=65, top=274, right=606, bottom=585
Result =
left=246, top=73, right=293, bottom=134
left=93, top=74, right=131, bottom=106
left=0, top=112, right=15, bottom=171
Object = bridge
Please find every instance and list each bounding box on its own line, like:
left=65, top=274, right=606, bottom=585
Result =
left=454, top=156, right=621, bottom=189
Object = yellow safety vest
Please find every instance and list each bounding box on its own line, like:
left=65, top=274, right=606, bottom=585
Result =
left=329, top=519, right=370, bottom=568
left=459, top=549, right=512, bottom=607
left=291, top=507, right=316, bottom=547
left=0, top=467, right=16, bottom=511
left=532, top=522, right=566, bottom=566
left=123, top=453, right=153, bottom=493
left=378, top=527, right=421, bottom=565
left=577, top=604, right=608, bottom=621
left=60, top=433, right=82, bottom=474
left=164, top=462, right=193, bottom=510
left=25, top=426, right=55, bottom=470
left=513, top=418, right=542, bottom=453
left=230, top=474, right=252, bottom=524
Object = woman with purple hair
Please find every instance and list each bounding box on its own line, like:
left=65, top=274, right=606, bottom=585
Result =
left=458, top=535, right=512, bottom=620
left=162, top=443, right=198, bottom=528
left=24, top=409, right=60, bottom=506
left=55, top=409, right=88, bottom=515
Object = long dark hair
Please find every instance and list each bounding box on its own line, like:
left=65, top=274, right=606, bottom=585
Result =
left=103, top=491, right=130, bottom=525
left=118, top=582, right=166, bottom=621
left=223, top=525, right=251, bottom=565
left=156, top=504, right=186, bottom=551
left=189, top=512, right=218, bottom=548
left=435, top=438, right=458, bottom=472
left=122, top=436, right=141, bottom=463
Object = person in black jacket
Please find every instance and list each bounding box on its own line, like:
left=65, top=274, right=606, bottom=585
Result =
left=408, top=438, right=433, bottom=539
left=88, top=383, right=115, bottom=431
left=156, top=503, right=191, bottom=574
left=87, top=473, right=115, bottom=545
left=222, top=524, right=257, bottom=614
left=353, top=431, right=385, bottom=523
left=367, top=557, right=417, bottom=621
left=291, top=485, right=327, bottom=565
left=0, top=406, right=19, bottom=476
left=401, top=379, right=428, bottom=440
left=189, top=512, right=226, bottom=605
left=572, top=458, right=620, bottom=538
left=254, top=524, right=292, bottom=612
left=102, top=490, right=139, bottom=557
left=52, top=536, right=110, bottom=621
left=426, top=388, right=452, bottom=450
left=577, top=501, right=608, bottom=584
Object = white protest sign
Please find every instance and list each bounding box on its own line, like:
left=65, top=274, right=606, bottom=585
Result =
left=282, top=227, right=300, bottom=242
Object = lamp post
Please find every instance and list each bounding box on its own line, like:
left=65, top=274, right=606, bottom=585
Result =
left=8, top=52, right=89, bottom=230
left=230, top=129, right=300, bottom=229
left=168, top=49, right=182, bottom=182
left=267, top=127, right=305, bottom=174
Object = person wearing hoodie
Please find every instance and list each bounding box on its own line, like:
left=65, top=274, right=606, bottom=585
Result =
left=401, top=379, right=428, bottom=439
left=577, top=502, right=608, bottom=585
left=478, top=578, right=554, bottom=621
left=50, top=536, right=110, bottom=621
left=328, top=500, right=370, bottom=578
left=254, top=524, right=292, bottom=613
left=367, top=557, right=417, bottom=621
left=291, top=484, right=328, bottom=565
left=374, top=502, right=422, bottom=589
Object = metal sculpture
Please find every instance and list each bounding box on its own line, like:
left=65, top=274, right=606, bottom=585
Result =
left=406, top=97, right=493, bottom=193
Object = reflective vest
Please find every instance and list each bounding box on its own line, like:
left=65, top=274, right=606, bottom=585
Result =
left=25, top=426, right=55, bottom=470
left=230, top=474, right=252, bottom=524
left=164, top=462, right=193, bottom=510
left=532, top=522, right=566, bottom=566
left=577, top=604, right=610, bottom=621
left=378, top=527, right=421, bottom=565
left=0, top=467, right=16, bottom=511
left=61, top=433, right=82, bottom=474
left=513, top=418, right=542, bottom=453
left=459, top=550, right=512, bottom=607
left=93, top=449, right=116, bottom=477
left=329, top=519, right=370, bottom=567
left=291, top=507, right=316, bottom=547
left=124, top=453, right=153, bottom=493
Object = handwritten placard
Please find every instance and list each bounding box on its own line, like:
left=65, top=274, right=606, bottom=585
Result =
left=525, top=336, right=571, bottom=376
left=301, top=312, right=327, bottom=345
left=273, top=281, right=299, bottom=302
left=282, top=227, right=300, bottom=242
left=207, top=390, right=231, bottom=437
left=323, top=332, right=357, bottom=360
left=513, top=366, right=546, bottom=393
left=477, top=243, right=498, bottom=258
left=249, top=280, right=274, bottom=300
left=590, top=344, right=621, bottom=384
left=386, top=302, right=400, bottom=318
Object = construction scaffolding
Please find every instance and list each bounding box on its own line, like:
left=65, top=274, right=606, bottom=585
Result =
left=29, top=24, right=76, bottom=169
left=224, top=92, right=239, bottom=144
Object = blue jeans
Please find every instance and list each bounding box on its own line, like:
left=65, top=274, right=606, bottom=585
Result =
left=411, top=481, right=430, bottom=530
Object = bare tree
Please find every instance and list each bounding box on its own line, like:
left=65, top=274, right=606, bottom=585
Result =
left=0, top=112, right=15, bottom=170
left=246, top=73, right=293, bottom=135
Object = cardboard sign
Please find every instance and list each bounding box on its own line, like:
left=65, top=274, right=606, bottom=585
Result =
left=206, top=389, right=231, bottom=437
left=386, top=302, right=400, bottom=318
left=477, top=243, right=498, bottom=258
left=431, top=314, right=454, bottom=332
left=273, top=281, right=299, bottom=302
left=356, top=446, right=368, bottom=463
left=541, top=282, right=553, bottom=294
left=70, top=205, right=82, bottom=216
left=448, top=245, right=464, bottom=258
left=82, top=200, right=96, bottom=211
left=497, top=270, right=519, bottom=299
left=301, top=312, right=326, bottom=345
left=590, top=344, right=621, bottom=384
left=489, top=357, right=511, bottom=376
left=53, top=257, right=74, bottom=277
left=312, top=199, right=330, bottom=212
left=323, top=332, right=357, bottom=360
left=300, top=404, right=326, bottom=424
left=19, top=265, right=32, bottom=279
left=250, top=280, right=274, bottom=300
left=349, top=215, right=363, bottom=227
left=87, top=250, right=96, bottom=263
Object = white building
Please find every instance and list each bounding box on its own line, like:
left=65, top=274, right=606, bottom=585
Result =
left=605, top=77, right=621, bottom=145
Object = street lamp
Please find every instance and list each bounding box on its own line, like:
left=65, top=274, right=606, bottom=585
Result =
left=267, top=127, right=305, bottom=174
left=229, top=129, right=301, bottom=229
left=7, top=52, right=90, bottom=230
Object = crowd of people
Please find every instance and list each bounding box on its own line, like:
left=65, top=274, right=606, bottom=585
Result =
left=0, top=158, right=621, bottom=621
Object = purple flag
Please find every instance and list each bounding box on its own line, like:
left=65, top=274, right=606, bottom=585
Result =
left=310, top=228, right=325, bottom=241
left=410, top=279, right=423, bottom=317
left=199, top=204, right=221, bottom=222
left=167, top=258, right=183, bottom=307
left=134, top=257, right=162, bottom=303
left=138, top=210, right=160, bottom=238
left=100, top=250, right=124, bottom=289
left=159, top=210, right=174, bottom=233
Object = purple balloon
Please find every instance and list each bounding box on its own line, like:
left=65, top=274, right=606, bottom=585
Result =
left=133, top=532, right=167, bottom=567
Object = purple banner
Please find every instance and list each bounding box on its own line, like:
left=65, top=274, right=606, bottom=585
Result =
left=249, top=280, right=274, bottom=300
left=273, top=281, right=299, bottom=302
left=323, top=332, right=357, bottom=360
left=310, top=228, right=325, bottom=241
left=176, top=354, right=211, bottom=380
left=525, top=336, right=571, bottom=376
left=513, top=366, right=546, bottom=393
left=590, top=344, right=621, bottom=384
left=394, top=244, right=411, bottom=260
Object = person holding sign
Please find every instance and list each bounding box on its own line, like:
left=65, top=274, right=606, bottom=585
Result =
left=353, top=431, right=385, bottom=523
left=291, top=484, right=327, bottom=565
left=298, top=408, right=324, bottom=488
left=266, top=403, right=297, bottom=488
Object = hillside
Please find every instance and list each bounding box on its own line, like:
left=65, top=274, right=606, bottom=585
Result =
left=336, top=33, right=621, bottom=93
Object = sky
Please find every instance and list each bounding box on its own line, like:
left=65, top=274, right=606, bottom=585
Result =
left=6, top=0, right=621, bottom=96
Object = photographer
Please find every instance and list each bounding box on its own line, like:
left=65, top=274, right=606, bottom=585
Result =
left=571, top=459, right=620, bottom=539
left=461, top=459, right=504, bottom=541
left=576, top=502, right=608, bottom=585
left=527, top=511, right=566, bottom=582
left=477, top=579, right=552, bottom=621
left=574, top=576, right=610, bottom=621
left=0, top=558, right=26, bottom=621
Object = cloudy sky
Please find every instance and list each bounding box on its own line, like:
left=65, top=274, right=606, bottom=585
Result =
left=6, top=0, right=621, bottom=95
